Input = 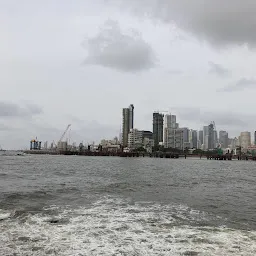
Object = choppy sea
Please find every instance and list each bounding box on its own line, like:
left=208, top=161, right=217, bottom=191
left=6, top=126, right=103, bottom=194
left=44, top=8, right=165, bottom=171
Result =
left=0, top=154, right=255, bottom=255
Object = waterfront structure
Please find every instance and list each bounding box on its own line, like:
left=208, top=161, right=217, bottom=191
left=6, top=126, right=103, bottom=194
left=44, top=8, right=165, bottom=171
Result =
left=240, top=132, right=251, bottom=151
left=30, top=139, right=42, bottom=150
left=122, top=104, right=134, bottom=147
left=219, top=131, right=229, bottom=148
left=153, top=112, right=164, bottom=147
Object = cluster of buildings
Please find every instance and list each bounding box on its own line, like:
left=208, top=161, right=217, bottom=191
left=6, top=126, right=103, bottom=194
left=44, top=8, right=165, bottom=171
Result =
left=35, top=103, right=255, bottom=154
left=120, top=104, right=256, bottom=153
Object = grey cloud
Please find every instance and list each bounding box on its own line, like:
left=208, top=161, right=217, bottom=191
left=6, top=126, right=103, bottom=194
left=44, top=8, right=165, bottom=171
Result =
left=166, top=69, right=183, bottom=75
left=218, top=78, right=256, bottom=92
left=208, top=62, right=230, bottom=77
left=0, top=124, right=14, bottom=131
left=172, top=107, right=248, bottom=128
left=82, top=20, right=156, bottom=72
left=112, top=0, right=256, bottom=47
left=0, top=101, right=43, bottom=118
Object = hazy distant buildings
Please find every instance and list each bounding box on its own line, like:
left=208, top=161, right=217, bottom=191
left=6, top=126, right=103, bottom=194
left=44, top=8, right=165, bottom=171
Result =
left=229, top=137, right=239, bottom=150
left=199, top=130, right=203, bottom=148
left=174, top=129, right=184, bottom=150
left=254, top=131, right=256, bottom=145
left=153, top=112, right=164, bottom=146
left=122, top=104, right=134, bottom=147
left=219, top=131, right=229, bottom=148
left=214, top=130, right=218, bottom=148
left=190, top=130, right=198, bottom=148
left=182, top=128, right=189, bottom=144
left=240, top=131, right=251, bottom=150
left=203, top=126, right=209, bottom=150
left=208, top=123, right=215, bottom=150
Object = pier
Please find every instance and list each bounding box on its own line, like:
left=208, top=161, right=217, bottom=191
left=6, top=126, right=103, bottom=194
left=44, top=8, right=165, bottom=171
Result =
left=23, top=150, right=256, bottom=161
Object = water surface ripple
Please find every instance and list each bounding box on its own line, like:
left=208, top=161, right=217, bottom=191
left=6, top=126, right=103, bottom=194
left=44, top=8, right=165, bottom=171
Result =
left=0, top=155, right=255, bottom=255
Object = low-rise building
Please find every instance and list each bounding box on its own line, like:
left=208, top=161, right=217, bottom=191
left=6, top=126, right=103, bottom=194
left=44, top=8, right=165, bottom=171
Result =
left=128, top=129, right=143, bottom=148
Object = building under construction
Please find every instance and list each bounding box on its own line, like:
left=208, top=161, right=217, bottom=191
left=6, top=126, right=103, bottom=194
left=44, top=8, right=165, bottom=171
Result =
left=28, top=124, right=71, bottom=152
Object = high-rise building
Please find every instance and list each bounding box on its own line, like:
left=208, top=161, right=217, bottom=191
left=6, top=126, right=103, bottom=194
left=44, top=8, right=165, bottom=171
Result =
left=203, top=126, right=209, bottom=150
left=129, top=104, right=134, bottom=130
left=174, top=128, right=184, bottom=150
left=163, top=114, right=178, bottom=148
left=192, top=130, right=198, bottom=148
left=181, top=128, right=189, bottom=144
left=122, top=104, right=134, bottom=147
left=219, top=131, right=229, bottom=148
left=153, top=112, right=164, bottom=147
left=254, top=131, right=256, bottom=145
left=240, top=132, right=251, bottom=150
left=199, top=130, right=203, bottom=148
left=214, top=130, right=218, bottom=148
left=208, top=123, right=215, bottom=150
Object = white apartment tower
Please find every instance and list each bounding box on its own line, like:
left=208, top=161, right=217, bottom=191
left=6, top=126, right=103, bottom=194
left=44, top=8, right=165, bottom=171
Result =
left=163, top=114, right=178, bottom=148
left=240, top=132, right=251, bottom=150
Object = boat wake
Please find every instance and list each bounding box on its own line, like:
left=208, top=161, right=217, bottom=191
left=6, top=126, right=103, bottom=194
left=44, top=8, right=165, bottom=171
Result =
left=0, top=196, right=255, bottom=255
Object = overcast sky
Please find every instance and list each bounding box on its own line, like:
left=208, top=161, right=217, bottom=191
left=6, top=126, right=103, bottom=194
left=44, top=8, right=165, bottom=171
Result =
left=1, top=0, right=256, bottom=149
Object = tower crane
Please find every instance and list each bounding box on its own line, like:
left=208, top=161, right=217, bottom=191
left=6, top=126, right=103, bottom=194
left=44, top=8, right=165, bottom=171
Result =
left=58, top=124, right=71, bottom=143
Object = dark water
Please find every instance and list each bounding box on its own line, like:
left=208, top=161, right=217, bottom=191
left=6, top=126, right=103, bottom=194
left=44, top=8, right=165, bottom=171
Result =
left=0, top=154, right=256, bottom=255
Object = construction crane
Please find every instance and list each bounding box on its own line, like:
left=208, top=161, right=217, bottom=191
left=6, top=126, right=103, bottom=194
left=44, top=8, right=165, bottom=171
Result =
left=58, top=124, right=71, bottom=143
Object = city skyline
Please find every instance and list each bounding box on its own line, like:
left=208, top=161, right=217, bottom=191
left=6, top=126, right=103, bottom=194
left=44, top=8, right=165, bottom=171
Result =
left=121, top=105, right=254, bottom=152
left=1, top=1, right=256, bottom=149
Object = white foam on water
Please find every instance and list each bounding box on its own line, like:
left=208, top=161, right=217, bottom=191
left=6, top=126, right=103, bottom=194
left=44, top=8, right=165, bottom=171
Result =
left=0, top=210, right=11, bottom=221
left=0, top=197, right=256, bottom=256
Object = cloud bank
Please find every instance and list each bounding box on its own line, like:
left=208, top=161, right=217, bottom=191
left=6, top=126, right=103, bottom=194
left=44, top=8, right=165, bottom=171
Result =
left=111, top=0, right=256, bottom=47
left=0, top=102, right=43, bottom=118
left=83, top=20, right=156, bottom=72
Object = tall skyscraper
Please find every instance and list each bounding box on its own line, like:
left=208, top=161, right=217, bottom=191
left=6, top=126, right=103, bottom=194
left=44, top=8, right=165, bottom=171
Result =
left=129, top=104, right=134, bottom=130
left=214, top=130, right=218, bottom=148
left=219, top=131, right=229, bottom=148
left=163, top=114, right=178, bottom=148
left=208, top=123, right=215, bottom=150
left=181, top=128, right=189, bottom=143
left=254, top=131, right=256, bottom=145
left=199, top=130, right=203, bottom=148
left=192, top=130, right=198, bottom=149
left=153, top=112, right=164, bottom=147
left=203, top=126, right=209, bottom=150
left=122, top=104, right=134, bottom=147
left=240, top=131, right=251, bottom=150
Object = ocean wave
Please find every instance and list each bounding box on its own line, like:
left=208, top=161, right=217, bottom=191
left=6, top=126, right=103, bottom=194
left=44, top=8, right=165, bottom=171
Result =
left=0, top=197, right=255, bottom=256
